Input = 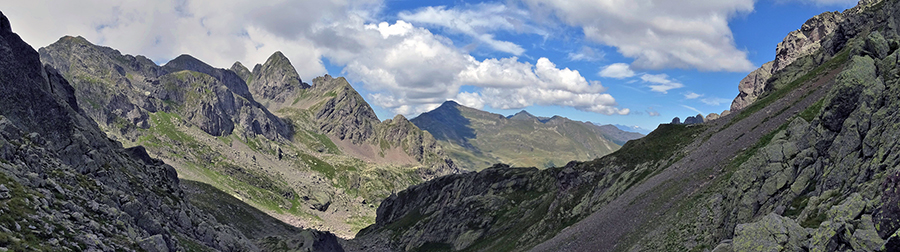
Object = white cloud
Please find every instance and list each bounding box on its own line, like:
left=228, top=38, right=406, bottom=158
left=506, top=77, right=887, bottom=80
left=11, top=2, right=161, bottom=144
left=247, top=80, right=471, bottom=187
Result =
left=4, top=0, right=383, bottom=80
left=640, top=73, right=684, bottom=94
left=598, top=63, right=636, bottom=79
left=700, top=97, right=731, bottom=106
left=458, top=57, right=628, bottom=115
left=519, top=0, right=756, bottom=72
left=399, top=3, right=546, bottom=55
left=567, top=46, right=604, bottom=61
left=647, top=108, right=661, bottom=117
left=684, top=92, right=702, bottom=99
left=681, top=105, right=703, bottom=115
left=5, top=0, right=629, bottom=117
left=454, top=92, right=486, bottom=109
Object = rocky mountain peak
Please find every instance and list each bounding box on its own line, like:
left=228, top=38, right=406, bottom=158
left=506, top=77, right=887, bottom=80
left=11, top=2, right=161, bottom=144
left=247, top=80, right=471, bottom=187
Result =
left=263, top=51, right=290, bottom=66
left=508, top=110, right=537, bottom=121
left=246, top=51, right=309, bottom=107
left=731, top=10, right=844, bottom=111
left=164, top=54, right=209, bottom=71
left=0, top=11, right=9, bottom=33
left=230, top=61, right=252, bottom=82
left=391, top=114, right=410, bottom=123
left=439, top=100, right=460, bottom=108
left=57, top=35, right=91, bottom=45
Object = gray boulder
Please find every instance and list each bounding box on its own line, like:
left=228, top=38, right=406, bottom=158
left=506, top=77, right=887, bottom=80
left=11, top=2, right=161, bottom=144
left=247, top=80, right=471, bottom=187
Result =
left=733, top=213, right=809, bottom=252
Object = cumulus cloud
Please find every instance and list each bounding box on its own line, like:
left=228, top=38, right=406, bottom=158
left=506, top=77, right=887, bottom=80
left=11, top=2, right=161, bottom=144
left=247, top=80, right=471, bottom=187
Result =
left=399, top=3, right=547, bottom=55
left=640, top=74, right=684, bottom=94
left=5, top=0, right=629, bottom=117
left=598, top=63, right=636, bottom=79
left=454, top=92, right=486, bottom=109
left=457, top=57, right=627, bottom=115
left=4, top=0, right=383, bottom=79
left=520, top=0, right=756, bottom=72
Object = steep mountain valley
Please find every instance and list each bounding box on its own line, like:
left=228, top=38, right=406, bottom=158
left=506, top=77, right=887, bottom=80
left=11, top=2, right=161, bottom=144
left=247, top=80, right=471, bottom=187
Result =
left=4, top=0, right=900, bottom=251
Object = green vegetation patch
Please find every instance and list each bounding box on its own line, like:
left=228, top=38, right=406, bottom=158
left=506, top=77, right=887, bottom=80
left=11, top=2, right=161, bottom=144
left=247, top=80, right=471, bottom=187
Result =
left=0, top=173, right=54, bottom=251
left=300, top=153, right=336, bottom=179
left=413, top=242, right=453, bottom=252
left=610, top=124, right=707, bottom=168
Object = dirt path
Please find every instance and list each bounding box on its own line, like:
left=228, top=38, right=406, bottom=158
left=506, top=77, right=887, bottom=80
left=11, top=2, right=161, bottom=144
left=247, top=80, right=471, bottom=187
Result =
left=530, top=68, right=841, bottom=252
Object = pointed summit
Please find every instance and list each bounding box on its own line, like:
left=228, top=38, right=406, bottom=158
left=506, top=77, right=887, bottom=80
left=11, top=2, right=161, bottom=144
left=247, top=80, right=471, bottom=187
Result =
left=230, top=61, right=252, bottom=83
left=246, top=51, right=309, bottom=108
left=163, top=54, right=212, bottom=71
left=440, top=100, right=460, bottom=108
left=508, top=110, right=537, bottom=121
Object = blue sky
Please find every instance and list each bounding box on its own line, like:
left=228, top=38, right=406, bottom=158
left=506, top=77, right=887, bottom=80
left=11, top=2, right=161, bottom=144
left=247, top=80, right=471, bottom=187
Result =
left=5, top=0, right=858, bottom=132
left=347, top=0, right=854, bottom=131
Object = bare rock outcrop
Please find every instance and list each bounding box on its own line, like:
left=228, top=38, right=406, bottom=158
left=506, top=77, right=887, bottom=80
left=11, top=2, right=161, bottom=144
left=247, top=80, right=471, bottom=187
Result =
left=731, top=12, right=844, bottom=111
left=39, top=38, right=292, bottom=141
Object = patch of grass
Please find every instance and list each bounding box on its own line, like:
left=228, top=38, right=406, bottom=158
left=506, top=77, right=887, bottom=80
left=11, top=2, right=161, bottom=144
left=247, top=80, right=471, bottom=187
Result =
left=217, top=135, right=234, bottom=146
left=300, top=153, right=336, bottom=179
left=149, top=112, right=196, bottom=144
left=311, top=132, right=340, bottom=154
left=608, top=124, right=707, bottom=168
left=799, top=98, right=826, bottom=122
left=174, top=234, right=214, bottom=252
left=346, top=215, right=377, bottom=233
left=413, top=242, right=453, bottom=252
left=785, top=195, right=811, bottom=218
left=801, top=209, right=827, bottom=228
left=726, top=122, right=789, bottom=174
left=384, top=207, right=425, bottom=234
left=0, top=173, right=52, bottom=251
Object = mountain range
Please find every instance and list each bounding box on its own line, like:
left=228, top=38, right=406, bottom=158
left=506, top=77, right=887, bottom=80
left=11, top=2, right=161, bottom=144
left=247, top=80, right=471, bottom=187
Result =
left=37, top=34, right=460, bottom=238
left=410, top=101, right=636, bottom=170
left=30, top=17, right=627, bottom=241
left=4, top=0, right=900, bottom=251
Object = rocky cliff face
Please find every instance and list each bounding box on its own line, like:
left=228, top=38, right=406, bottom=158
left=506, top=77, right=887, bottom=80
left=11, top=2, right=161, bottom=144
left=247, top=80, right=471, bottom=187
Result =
left=311, top=75, right=459, bottom=179
left=0, top=11, right=341, bottom=251
left=314, top=75, right=380, bottom=145
left=39, top=38, right=291, bottom=141
left=235, top=51, right=311, bottom=111
left=731, top=11, right=844, bottom=111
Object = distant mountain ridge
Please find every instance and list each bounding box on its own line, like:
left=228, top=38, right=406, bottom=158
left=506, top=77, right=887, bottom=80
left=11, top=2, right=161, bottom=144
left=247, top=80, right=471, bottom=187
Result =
left=411, top=100, right=622, bottom=170
left=591, top=124, right=646, bottom=146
